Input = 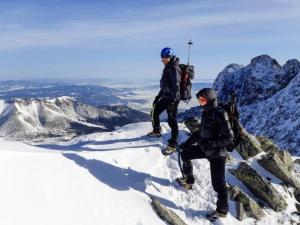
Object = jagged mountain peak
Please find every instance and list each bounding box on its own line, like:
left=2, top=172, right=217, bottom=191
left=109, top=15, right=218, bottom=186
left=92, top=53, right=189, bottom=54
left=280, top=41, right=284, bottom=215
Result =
left=221, top=63, right=243, bottom=74
left=283, top=58, right=300, bottom=67
left=182, top=55, right=300, bottom=155
left=282, top=59, right=300, bottom=74
left=249, top=54, right=281, bottom=69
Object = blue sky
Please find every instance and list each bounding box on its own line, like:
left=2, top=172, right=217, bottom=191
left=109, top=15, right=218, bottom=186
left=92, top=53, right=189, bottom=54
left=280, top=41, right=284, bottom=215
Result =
left=0, top=0, right=299, bottom=81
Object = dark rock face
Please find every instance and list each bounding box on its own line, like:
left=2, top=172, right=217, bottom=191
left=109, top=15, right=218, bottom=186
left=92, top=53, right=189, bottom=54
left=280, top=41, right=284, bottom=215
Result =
left=294, top=188, right=300, bottom=203
left=228, top=185, right=265, bottom=220
left=230, top=162, right=287, bottom=212
left=214, top=55, right=283, bottom=105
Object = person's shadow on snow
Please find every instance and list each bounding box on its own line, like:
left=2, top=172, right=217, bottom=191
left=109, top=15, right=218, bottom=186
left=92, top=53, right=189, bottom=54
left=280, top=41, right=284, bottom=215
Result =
left=63, top=153, right=170, bottom=191
left=63, top=153, right=209, bottom=219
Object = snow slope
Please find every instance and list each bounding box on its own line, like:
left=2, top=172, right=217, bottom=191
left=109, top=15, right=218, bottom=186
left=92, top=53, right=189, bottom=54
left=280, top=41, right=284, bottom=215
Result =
left=0, top=122, right=298, bottom=225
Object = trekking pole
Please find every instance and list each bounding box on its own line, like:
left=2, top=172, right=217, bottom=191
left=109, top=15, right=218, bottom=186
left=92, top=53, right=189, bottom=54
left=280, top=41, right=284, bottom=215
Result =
left=177, top=146, right=185, bottom=179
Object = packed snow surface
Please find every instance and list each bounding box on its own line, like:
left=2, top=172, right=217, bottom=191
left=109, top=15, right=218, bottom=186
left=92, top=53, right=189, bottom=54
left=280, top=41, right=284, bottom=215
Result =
left=0, top=122, right=298, bottom=225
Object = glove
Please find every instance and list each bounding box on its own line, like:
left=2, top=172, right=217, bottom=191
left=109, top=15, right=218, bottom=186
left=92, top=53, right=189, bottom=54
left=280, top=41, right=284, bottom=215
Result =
left=153, top=95, right=160, bottom=105
left=179, top=142, right=189, bottom=150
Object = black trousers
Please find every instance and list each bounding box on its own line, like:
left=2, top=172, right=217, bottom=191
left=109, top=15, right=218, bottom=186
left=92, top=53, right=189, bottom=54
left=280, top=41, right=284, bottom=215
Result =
left=181, top=145, right=228, bottom=213
left=151, top=98, right=179, bottom=144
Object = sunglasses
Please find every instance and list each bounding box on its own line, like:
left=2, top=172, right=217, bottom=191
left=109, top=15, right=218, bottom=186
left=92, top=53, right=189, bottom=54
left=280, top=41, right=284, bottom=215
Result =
left=198, top=96, right=208, bottom=105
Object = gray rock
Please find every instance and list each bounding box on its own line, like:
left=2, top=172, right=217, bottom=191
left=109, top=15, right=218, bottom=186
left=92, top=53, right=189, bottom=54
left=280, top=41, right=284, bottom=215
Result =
left=230, top=162, right=287, bottom=211
left=229, top=185, right=265, bottom=220
left=150, top=196, right=187, bottom=225
left=235, top=131, right=262, bottom=159
left=235, top=202, right=245, bottom=221
left=294, top=158, right=300, bottom=165
left=183, top=118, right=201, bottom=134
left=295, top=188, right=300, bottom=203
left=258, top=150, right=300, bottom=188
left=256, top=136, right=279, bottom=153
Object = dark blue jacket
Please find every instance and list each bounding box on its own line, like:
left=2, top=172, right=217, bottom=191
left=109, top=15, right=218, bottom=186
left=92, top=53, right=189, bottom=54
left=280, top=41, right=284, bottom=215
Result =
left=159, top=56, right=181, bottom=102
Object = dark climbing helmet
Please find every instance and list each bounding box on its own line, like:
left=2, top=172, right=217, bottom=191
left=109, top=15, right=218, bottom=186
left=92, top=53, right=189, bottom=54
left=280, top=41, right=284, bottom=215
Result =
left=161, top=47, right=174, bottom=58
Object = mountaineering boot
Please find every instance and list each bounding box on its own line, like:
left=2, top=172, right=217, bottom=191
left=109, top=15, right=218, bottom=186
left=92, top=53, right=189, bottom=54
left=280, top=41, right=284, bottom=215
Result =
left=162, top=142, right=177, bottom=156
left=147, top=130, right=162, bottom=138
left=175, top=177, right=193, bottom=190
left=206, top=210, right=227, bottom=222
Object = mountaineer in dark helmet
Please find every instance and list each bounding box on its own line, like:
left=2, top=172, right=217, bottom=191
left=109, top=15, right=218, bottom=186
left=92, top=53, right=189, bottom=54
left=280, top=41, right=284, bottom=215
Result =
left=147, top=47, right=181, bottom=154
left=177, top=88, right=234, bottom=220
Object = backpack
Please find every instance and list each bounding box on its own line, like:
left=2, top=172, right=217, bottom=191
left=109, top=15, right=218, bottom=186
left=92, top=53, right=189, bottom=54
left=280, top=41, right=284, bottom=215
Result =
left=179, top=64, right=194, bottom=102
left=217, top=92, right=244, bottom=152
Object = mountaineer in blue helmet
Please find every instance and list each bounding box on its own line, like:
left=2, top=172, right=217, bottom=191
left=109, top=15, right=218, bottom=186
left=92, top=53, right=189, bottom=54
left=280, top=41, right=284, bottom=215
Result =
left=147, top=47, right=181, bottom=154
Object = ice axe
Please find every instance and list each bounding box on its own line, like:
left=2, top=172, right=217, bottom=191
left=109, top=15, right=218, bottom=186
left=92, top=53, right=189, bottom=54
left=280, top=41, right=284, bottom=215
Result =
left=181, top=39, right=194, bottom=100
left=187, top=39, right=193, bottom=66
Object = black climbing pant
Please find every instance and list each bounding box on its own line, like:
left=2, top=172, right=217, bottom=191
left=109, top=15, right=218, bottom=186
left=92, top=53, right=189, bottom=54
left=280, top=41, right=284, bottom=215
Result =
left=151, top=98, right=179, bottom=144
left=180, top=145, right=228, bottom=213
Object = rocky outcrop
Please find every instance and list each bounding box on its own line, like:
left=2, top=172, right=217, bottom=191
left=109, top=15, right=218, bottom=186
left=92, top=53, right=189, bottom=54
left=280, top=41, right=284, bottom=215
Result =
left=258, top=150, right=300, bottom=188
left=230, top=162, right=287, bottom=211
left=183, top=118, right=200, bottom=134
left=256, top=136, right=279, bottom=152
left=228, top=185, right=265, bottom=220
left=236, top=131, right=262, bottom=159
left=150, top=196, right=187, bottom=225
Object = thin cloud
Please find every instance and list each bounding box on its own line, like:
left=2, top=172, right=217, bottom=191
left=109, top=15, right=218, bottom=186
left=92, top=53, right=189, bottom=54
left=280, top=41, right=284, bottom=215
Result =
left=0, top=0, right=299, bottom=50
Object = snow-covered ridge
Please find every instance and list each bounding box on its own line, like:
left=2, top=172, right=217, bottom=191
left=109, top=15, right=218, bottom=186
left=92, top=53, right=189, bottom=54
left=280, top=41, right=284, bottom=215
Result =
left=0, top=96, right=150, bottom=143
left=0, top=122, right=298, bottom=225
left=179, top=54, right=300, bottom=155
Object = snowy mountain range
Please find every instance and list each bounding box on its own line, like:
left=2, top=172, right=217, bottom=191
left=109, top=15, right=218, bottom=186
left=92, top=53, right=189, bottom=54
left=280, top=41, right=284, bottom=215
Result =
left=0, top=79, right=212, bottom=114
left=0, top=97, right=150, bottom=143
left=179, top=55, right=300, bottom=156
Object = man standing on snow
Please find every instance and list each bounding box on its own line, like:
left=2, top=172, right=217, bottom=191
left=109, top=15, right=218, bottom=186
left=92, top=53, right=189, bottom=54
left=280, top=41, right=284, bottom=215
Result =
left=147, top=47, right=181, bottom=154
left=177, top=88, right=234, bottom=221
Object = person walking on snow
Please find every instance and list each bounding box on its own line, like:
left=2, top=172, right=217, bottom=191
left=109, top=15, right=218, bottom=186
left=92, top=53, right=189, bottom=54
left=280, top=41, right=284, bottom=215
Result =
left=177, top=88, right=234, bottom=220
left=147, top=47, right=181, bottom=153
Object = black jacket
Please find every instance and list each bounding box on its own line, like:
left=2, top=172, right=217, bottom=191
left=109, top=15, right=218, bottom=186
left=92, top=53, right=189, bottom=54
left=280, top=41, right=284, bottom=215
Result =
left=159, top=56, right=181, bottom=102
left=184, top=89, right=234, bottom=158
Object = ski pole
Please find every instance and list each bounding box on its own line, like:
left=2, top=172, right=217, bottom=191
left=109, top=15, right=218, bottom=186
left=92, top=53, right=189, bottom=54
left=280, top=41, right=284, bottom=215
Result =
left=177, top=146, right=185, bottom=179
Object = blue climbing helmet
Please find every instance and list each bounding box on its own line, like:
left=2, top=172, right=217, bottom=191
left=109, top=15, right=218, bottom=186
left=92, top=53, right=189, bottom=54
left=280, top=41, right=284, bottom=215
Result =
left=161, top=47, right=174, bottom=58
